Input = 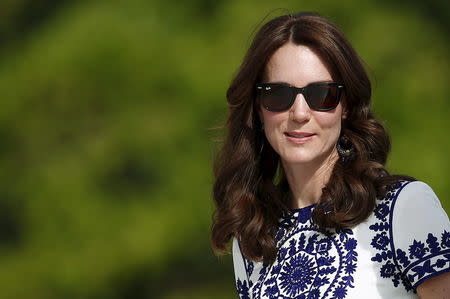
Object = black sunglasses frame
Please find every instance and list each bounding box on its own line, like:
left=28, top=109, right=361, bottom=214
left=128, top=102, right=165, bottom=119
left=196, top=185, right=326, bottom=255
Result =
left=256, top=82, right=344, bottom=112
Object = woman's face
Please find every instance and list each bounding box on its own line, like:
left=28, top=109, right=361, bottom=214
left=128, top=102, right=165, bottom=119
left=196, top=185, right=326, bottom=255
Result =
left=259, top=43, right=345, bottom=167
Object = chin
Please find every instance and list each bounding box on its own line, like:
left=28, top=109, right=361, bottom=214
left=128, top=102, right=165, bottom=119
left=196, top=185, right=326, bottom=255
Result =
left=279, top=148, right=337, bottom=166
left=279, top=152, right=317, bottom=165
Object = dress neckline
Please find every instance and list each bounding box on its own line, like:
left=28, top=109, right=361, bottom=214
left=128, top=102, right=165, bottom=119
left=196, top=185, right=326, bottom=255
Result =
left=291, top=203, right=316, bottom=213
left=280, top=204, right=316, bottom=227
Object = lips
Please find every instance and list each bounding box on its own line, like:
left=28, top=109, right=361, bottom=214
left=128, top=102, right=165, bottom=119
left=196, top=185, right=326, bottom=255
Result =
left=284, top=131, right=316, bottom=144
left=284, top=132, right=315, bottom=138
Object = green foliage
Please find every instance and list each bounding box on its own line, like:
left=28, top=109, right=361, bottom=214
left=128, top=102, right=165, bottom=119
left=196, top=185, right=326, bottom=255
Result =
left=0, top=0, right=448, bottom=298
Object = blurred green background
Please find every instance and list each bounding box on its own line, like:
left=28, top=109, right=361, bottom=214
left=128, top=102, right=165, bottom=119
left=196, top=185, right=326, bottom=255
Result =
left=0, top=0, right=448, bottom=298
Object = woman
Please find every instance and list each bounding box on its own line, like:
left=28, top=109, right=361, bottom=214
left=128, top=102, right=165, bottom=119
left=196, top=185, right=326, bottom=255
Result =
left=211, top=12, right=450, bottom=299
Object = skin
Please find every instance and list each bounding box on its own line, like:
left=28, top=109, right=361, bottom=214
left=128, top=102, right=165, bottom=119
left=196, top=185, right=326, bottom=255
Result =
left=417, top=271, right=450, bottom=299
left=259, top=43, right=345, bottom=209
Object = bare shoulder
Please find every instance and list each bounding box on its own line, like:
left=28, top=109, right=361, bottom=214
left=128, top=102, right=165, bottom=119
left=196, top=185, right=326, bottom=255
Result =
left=416, top=271, right=450, bottom=299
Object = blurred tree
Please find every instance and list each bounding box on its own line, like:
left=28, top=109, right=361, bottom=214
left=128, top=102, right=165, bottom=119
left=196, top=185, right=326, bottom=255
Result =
left=0, top=0, right=73, bottom=48
left=0, top=0, right=448, bottom=298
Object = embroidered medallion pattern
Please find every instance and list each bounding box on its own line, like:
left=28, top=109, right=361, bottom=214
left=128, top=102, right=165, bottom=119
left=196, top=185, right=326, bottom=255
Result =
left=246, top=205, right=357, bottom=298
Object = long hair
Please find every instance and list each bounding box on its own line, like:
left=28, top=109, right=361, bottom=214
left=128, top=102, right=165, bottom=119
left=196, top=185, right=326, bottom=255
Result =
left=211, top=12, right=413, bottom=263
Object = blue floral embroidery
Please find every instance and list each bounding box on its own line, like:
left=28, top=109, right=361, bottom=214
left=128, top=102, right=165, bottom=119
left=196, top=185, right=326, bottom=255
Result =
left=441, top=230, right=450, bottom=247
left=371, top=233, right=390, bottom=250
left=409, top=240, right=427, bottom=259
left=236, top=278, right=251, bottom=299
left=279, top=253, right=316, bottom=296
left=245, top=258, right=254, bottom=277
left=401, top=232, right=450, bottom=286
left=332, top=286, right=347, bottom=299
left=247, top=205, right=357, bottom=298
left=369, top=181, right=450, bottom=291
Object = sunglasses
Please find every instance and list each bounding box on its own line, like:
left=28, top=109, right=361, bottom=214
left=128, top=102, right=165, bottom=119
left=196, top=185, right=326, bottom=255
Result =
left=255, top=82, right=344, bottom=112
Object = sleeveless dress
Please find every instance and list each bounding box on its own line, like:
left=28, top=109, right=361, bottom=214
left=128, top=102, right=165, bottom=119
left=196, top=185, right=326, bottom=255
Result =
left=232, top=181, right=450, bottom=299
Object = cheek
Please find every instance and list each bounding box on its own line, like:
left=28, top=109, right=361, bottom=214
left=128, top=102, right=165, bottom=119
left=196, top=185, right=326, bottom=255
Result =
left=315, top=112, right=343, bottom=139
left=261, top=110, right=286, bottom=132
left=320, top=115, right=342, bottom=130
left=260, top=112, right=287, bottom=152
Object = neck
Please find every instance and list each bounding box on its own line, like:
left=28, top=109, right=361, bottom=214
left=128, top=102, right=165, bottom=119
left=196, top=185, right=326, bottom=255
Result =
left=282, top=149, right=339, bottom=209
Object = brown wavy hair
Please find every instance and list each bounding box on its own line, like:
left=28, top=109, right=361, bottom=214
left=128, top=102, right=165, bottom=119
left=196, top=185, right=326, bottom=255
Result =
left=211, top=12, right=413, bottom=263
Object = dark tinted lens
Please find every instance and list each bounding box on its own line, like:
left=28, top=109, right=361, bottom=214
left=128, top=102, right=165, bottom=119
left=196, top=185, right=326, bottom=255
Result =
left=259, top=85, right=293, bottom=112
left=306, top=85, right=339, bottom=110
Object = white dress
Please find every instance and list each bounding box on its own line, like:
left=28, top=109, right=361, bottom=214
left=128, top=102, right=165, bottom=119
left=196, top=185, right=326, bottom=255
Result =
left=232, top=181, right=450, bottom=298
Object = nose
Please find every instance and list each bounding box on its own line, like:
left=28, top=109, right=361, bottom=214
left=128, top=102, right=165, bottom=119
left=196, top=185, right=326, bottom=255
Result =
left=290, top=93, right=311, bottom=122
